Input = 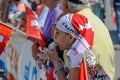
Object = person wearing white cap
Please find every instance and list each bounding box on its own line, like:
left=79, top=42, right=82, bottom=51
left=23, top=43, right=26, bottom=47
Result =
left=47, top=13, right=110, bottom=80
left=58, top=0, right=115, bottom=80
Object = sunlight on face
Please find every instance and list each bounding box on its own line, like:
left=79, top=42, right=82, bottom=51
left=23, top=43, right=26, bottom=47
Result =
left=54, top=28, right=69, bottom=50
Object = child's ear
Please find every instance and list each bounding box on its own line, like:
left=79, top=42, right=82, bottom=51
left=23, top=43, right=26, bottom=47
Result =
left=68, top=33, right=75, bottom=42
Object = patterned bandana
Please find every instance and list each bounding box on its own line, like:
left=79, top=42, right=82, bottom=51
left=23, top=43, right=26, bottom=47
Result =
left=56, top=14, right=94, bottom=60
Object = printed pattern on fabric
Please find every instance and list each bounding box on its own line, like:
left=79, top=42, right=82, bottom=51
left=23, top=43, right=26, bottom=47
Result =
left=85, top=51, right=110, bottom=80
left=58, top=14, right=94, bottom=68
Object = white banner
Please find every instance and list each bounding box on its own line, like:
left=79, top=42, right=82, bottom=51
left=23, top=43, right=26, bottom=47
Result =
left=2, top=31, right=46, bottom=80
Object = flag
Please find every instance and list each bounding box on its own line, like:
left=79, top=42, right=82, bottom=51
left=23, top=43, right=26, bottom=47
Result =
left=25, top=6, right=45, bottom=50
left=78, top=58, right=88, bottom=80
left=0, top=22, right=12, bottom=55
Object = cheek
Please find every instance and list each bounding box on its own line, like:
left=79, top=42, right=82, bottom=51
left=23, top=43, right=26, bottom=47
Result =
left=54, top=36, right=62, bottom=47
left=56, top=38, right=67, bottom=50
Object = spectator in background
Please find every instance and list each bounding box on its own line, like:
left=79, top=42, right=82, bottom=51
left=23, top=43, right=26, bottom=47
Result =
left=18, top=12, right=26, bottom=32
left=42, top=0, right=62, bottom=39
left=59, top=0, right=115, bottom=80
left=22, top=0, right=37, bottom=11
left=0, top=0, right=10, bottom=22
left=111, top=0, right=120, bottom=41
left=22, top=0, right=32, bottom=8
left=34, top=0, right=49, bottom=28
left=0, top=0, right=3, bottom=18
left=8, top=0, right=25, bottom=27
left=118, top=77, right=120, bottom=80
left=32, top=0, right=62, bottom=62
left=89, top=0, right=105, bottom=22
left=32, top=0, right=63, bottom=80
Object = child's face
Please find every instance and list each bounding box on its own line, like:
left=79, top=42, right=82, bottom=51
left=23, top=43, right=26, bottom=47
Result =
left=54, top=28, right=70, bottom=50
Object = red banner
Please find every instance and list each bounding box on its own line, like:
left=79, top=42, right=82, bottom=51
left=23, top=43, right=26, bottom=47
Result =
left=26, top=6, right=45, bottom=50
left=0, top=23, right=12, bottom=54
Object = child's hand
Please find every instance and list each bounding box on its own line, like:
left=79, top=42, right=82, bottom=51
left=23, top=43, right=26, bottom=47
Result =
left=47, top=42, right=59, bottom=65
left=32, top=42, right=40, bottom=61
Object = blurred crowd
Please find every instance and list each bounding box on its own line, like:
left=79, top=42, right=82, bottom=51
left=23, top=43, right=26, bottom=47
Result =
left=0, top=0, right=47, bottom=32
left=0, top=0, right=106, bottom=30
left=0, top=0, right=119, bottom=80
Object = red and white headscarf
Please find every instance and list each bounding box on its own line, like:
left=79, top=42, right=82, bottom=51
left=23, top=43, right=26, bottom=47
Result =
left=56, top=14, right=94, bottom=68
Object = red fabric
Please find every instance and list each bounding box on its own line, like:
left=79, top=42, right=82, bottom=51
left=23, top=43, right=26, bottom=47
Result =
left=35, top=4, right=42, bottom=15
left=45, top=66, right=56, bottom=80
left=78, top=58, right=88, bottom=80
left=112, top=16, right=116, bottom=24
left=0, top=23, right=12, bottom=54
left=26, top=6, right=45, bottom=50
left=71, top=14, right=94, bottom=48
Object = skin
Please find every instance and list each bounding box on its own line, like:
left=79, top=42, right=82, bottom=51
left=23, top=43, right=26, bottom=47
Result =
left=31, top=1, right=80, bottom=79
left=47, top=28, right=80, bottom=80
left=0, top=0, right=10, bottom=22
left=110, top=0, right=115, bottom=18
left=59, top=0, right=70, bottom=14
left=42, top=0, right=59, bottom=39
left=19, top=19, right=26, bottom=32
left=42, top=0, right=58, bottom=11
left=32, top=0, right=59, bottom=60
left=54, top=29, right=72, bottom=50
left=34, top=0, right=42, bottom=4
left=32, top=41, right=40, bottom=61
left=9, top=0, right=23, bottom=26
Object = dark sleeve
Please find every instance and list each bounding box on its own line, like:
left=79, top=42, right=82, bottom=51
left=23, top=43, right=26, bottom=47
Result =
left=31, top=2, right=37, bottom=11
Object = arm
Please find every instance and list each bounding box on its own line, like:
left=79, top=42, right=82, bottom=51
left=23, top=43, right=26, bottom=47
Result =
left=48, top=45, right=80, bottom=80
left=51, top=24, right=56, bottom=39
left=68, top=68, right=79, bottom=80
left=110, top=0, right=115, bottom=16
left=47, top=45, right=67, bottom=80
left=1, top=0, right=10, bottom=22
left=54, top=62, right=79, bottom=80
left=54, top=61, right=67, bottom=80
left=32, top=40, right=40, bottom=61
left=51, top=55, right=79, bottom=80
left=0, top=0, right=6, bottom=14
left=110, top=0, right=114, bottom=7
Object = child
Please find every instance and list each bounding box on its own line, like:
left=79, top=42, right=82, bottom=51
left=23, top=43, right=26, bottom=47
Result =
left=48, top=13, right=110, bottom=80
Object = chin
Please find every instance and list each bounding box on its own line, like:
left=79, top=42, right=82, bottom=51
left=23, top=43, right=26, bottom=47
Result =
left=58, top=47, right=63, bottom=50
left=59, top=46, right=67, bottom=51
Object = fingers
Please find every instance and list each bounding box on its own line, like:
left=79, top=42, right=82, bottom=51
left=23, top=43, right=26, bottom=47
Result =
left=37, top=59, right=45, bottom=69
left=48, top=42, right=57, bottom=51
left=32, top=43, right=40, bottom=61
left=47, top=43, right=58, bottom=63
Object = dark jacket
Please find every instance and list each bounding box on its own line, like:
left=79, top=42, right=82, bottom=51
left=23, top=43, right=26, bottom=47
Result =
left=114, top=0, right=120, bottom=9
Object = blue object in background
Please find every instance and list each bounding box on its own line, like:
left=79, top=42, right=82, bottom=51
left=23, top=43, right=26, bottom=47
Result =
left=0, top=60, right=7, bottom=77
